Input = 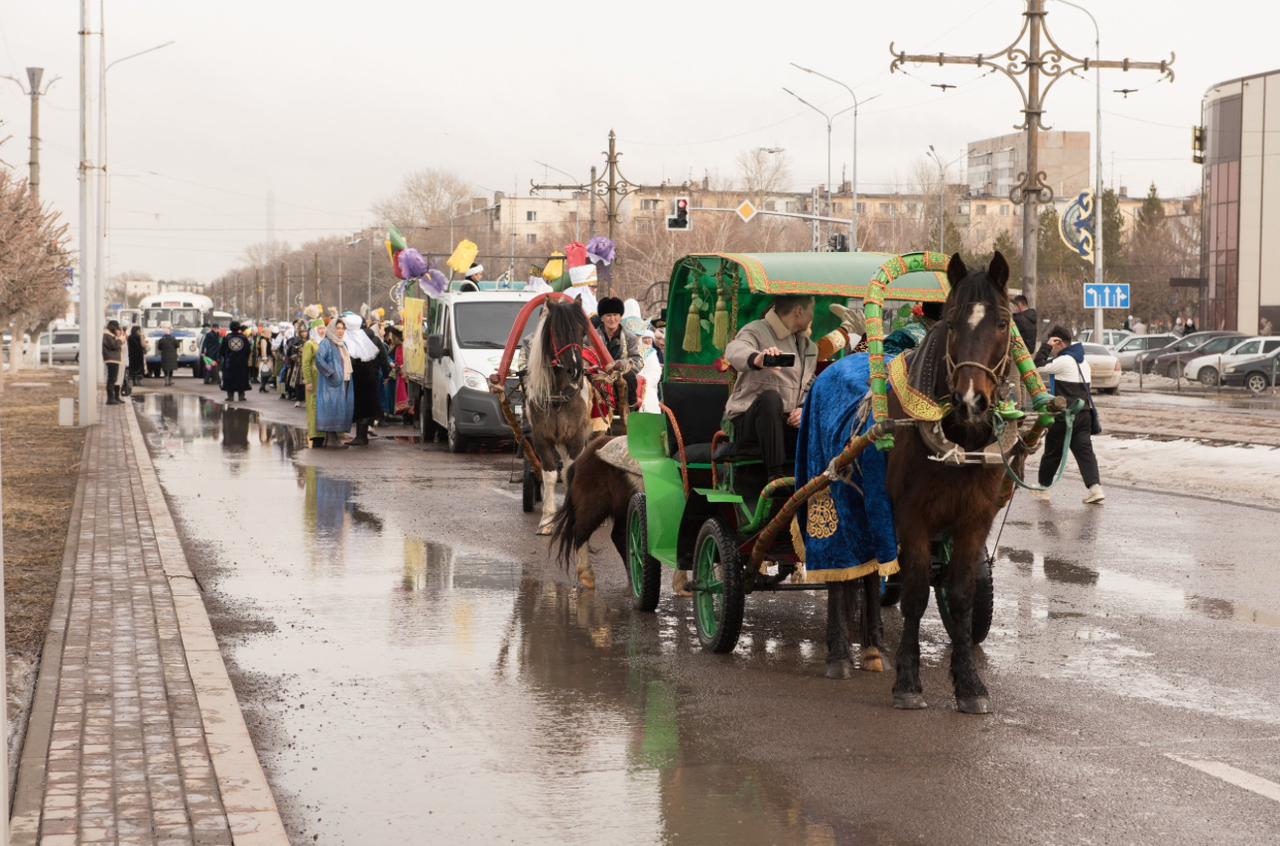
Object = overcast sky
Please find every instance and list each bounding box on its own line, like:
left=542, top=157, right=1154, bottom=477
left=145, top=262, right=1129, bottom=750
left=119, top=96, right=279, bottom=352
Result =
left=0, top=0, right=1268, bottom=282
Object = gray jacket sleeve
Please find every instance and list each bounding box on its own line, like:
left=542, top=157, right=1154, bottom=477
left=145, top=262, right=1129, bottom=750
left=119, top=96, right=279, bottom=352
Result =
left=725, top=324, right=762, bottom=372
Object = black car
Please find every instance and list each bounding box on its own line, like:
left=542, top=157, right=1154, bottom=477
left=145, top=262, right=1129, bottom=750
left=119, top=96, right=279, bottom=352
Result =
left=1221, top=347, right=1280, bottom=395
left=1143, top=331, right=1243, bottom=376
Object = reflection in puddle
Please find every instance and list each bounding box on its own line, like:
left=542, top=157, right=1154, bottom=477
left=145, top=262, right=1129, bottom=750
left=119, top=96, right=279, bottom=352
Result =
left=142, top=394, right=842, bottom=845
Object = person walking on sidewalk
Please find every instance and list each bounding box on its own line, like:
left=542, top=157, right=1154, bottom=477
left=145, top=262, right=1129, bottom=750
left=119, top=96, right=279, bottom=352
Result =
left=127, top=325, right=146, bottom=386
left=219, top=321, right=252, bottom=402
left=102, top=320, right=124, bottom=405
left=1035, top=325, right=1105, bottom=505
left=201, top=323, right=222, bottom=384
left=302, top=319, right=325, bottom=447
left=342, top=313, right=390, bottom=446
left=156, top=324, right=180, bottom=386
left=315, top=317, right=355, bottom=447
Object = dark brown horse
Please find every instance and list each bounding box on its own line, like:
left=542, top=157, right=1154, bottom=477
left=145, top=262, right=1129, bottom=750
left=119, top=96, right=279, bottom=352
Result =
left=524, top=299, right=595, bottom=551
left=829, top=251, right=1016, bottom=714
left=548, top=434, right=637, bottom=589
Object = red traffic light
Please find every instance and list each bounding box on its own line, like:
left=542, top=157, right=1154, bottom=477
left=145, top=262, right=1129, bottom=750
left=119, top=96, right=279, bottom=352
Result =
left=667, top=196, right=691, bottom=231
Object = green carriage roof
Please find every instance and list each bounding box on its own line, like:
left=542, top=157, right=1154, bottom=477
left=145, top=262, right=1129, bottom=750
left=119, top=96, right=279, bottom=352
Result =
left=685, top=252, right=951, bottom=302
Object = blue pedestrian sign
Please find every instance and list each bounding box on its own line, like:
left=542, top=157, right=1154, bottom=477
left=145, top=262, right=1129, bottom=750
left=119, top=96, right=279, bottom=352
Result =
left=1082, top=283, right=1130, bottom=310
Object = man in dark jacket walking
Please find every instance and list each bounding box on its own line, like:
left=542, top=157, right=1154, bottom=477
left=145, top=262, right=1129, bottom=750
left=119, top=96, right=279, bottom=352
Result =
left=1012, top=294, right=1038, bottom=350
left=201, top=323, right=222, bottom=384
left=156, top=325, right=180, bottom=386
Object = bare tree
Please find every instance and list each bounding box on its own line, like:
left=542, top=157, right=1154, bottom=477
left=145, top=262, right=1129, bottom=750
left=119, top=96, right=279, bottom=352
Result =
left=737, top=149, right=792, bottom=201
left=0, top=170, right=70, bottom=334
left=370, top=168, right=474, bottom=232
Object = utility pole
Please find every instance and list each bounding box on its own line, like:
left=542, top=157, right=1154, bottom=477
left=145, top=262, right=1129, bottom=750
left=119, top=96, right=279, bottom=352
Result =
left=312, top=253, right=319, bottom=307
left=337, top=252, right=343, bottom=313
left=889, top=0, right=1172, bottom=305
left=273, top=262, right=279, bottom=318
left=283, top=263, right=290, bottom=318
left=3, top=68, right=60, bottom=204
left=77, top=0, right=96, bottom=426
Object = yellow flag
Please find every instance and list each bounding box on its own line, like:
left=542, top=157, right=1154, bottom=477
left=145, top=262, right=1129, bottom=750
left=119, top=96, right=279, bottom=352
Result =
left=447, top=240, right=479, bottom=275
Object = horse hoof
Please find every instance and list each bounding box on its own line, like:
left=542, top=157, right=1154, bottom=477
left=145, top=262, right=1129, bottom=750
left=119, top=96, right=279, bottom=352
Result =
left=824, top=659, right=854, bottom=680
left=577, top=575, right=596, bottom=591
left=535, top=524, right=553, bottom=536
left=893, top=692, right=928, bottom=710
left=955, top=695, right=992, bottom=715
left=861, top=649, right=884, bottom=673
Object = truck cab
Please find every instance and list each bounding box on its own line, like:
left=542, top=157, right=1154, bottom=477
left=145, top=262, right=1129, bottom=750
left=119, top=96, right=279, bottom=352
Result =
left=415, top=289, right=540, bottom=452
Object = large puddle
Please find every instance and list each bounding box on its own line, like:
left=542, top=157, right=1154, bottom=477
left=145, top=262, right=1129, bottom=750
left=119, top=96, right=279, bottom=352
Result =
left=140, top=394, right=842, bottom=845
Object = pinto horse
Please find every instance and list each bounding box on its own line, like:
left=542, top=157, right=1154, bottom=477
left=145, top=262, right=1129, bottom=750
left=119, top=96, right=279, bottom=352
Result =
left=524, top=299, right=595, bottom=557
left=828, top=251, right=1018, bottom=714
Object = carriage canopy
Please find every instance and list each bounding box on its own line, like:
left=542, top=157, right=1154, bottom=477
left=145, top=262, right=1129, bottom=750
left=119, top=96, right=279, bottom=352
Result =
left=664, top=251, right=951, bottom=380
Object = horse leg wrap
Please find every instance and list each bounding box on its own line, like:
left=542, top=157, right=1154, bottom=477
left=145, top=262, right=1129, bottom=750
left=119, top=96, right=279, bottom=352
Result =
left=575, top=545, right=596, bottom=590
left=536, top=470, right=557, bottom=535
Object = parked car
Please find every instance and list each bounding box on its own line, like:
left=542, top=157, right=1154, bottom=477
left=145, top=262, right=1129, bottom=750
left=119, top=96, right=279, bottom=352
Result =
left=1184, top=336, right=1280, bottom=386
left=1114, top=333, right=1178, bottom=370
left=1221, top=348, right=1280, bottom=395
left=1078, top=328, right=1132, bottom=349
left=1081, top=343, right=1121, bottom=393
left=38, top=328, right=81, bottom=363
left=1141, top=331, right=1243, bottom=376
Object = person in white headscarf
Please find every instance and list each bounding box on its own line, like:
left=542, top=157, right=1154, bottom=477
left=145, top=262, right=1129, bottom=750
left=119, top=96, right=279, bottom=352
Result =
left=638, top=327, right=663, bottom=413
left=342, top=313, right=390, bottom=446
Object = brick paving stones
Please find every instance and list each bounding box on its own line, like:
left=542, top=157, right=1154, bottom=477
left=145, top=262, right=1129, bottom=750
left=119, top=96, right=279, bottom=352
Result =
left=10, top=403, right=287, bottom=845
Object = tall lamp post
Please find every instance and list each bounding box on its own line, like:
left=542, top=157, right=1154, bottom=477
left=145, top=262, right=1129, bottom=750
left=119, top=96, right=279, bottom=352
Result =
left=926, top=145, right=965, bottom=254
left=1054, top=0, right=1104, bottom=340
left=97, top=35, right=175, bottom=317
left=782, top=87, right=854, bottom=245
left=790, top=63, right=880, bottom=250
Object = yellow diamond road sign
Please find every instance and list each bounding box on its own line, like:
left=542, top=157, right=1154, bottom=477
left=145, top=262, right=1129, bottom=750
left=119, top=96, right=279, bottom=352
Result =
left=736, top=199, right=757, bottom=223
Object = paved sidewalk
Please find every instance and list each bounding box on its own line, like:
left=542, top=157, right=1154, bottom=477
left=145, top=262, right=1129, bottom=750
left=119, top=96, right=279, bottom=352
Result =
left=10, top=402, right=287, bottom=845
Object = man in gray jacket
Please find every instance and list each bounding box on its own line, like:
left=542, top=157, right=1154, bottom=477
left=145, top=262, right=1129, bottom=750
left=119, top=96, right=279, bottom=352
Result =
left=724, top=295, right=816, bottom=479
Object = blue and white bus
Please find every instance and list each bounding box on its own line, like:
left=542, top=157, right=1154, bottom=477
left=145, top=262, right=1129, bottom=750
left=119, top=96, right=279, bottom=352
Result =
left=137, top=292, right=214, bottom=376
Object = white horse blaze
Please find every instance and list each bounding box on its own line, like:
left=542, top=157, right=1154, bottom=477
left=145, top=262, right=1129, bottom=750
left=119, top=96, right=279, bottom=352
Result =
left=966, top=303, right=987, bottom=329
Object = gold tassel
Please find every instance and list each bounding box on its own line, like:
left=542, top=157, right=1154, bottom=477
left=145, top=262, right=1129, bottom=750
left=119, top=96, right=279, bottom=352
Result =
left=712, top=291, right=729, bottom=350
left=682, top=301, right=703, bottom=353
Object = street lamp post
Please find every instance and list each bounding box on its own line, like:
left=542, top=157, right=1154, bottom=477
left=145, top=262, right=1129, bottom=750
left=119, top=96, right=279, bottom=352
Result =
left=782, top=87, right=854, bottom=246
left=926, top=145, right=966, bottom=254
left=1055, top=0, right=1105, bottom=341
left=96, top=19, right=175, bottom=341
left=790, top=63, right=880, bottom=251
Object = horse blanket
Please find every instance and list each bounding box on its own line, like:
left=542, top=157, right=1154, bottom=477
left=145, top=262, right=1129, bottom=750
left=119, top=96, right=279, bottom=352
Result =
left=794, top=352, right=900, bottom=582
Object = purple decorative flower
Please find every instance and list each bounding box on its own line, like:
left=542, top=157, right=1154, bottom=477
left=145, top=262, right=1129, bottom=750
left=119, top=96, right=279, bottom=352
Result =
left=586, top=235, right=616, bottom=266
left=421, top=268, right=449, bottom=298
left=398, top=248, right=430, bottom=280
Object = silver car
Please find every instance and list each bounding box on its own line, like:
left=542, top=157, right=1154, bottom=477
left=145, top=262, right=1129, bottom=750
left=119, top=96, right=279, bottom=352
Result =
left=39, top=328, right=81, bottom=363
left=1113, top=333, right=1178, bottom=370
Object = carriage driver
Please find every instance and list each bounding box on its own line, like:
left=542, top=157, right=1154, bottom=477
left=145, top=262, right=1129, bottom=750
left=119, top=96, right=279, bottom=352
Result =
left=593, top=296, right=644, bottom=406
left=724, top=295, right=818, bottom=480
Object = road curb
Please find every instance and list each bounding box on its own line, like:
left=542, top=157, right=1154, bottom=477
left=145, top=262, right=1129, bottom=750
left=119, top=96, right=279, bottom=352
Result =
left=125, top=403, right=290, bottom=844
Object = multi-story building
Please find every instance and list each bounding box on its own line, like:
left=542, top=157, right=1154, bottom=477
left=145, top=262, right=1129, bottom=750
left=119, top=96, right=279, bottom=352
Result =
left=967, top=131, right=1091, bottom=200
left=1199, top=69, right=1280, bottom=333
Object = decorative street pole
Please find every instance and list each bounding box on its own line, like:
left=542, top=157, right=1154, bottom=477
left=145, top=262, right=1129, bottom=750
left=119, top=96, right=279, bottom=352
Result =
left=889, top=0, right=1173, bottom=306
left=781, top=86, right=854, bottom=246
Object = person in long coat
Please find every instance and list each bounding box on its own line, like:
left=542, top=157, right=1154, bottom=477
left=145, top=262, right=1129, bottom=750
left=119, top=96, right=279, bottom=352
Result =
left=301, top=319, right=325, bottom=447
left=127, top=325, right=146, bottom=386
left=156, top=325, right=180, bottom=386
left=219, top=321, right=252, bottom=402
left=315, top=318, right=355, bottom=447
left=341, top=313, right=390, bottom=446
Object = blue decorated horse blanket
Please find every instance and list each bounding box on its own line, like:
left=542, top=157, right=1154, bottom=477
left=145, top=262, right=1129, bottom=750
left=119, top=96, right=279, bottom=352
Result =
left=794, top=352, right=900, bottom=582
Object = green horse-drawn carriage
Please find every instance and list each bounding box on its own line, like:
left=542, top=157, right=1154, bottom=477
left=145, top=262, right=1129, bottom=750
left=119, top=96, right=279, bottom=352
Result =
left=623, top=250, right=1064, bottom=660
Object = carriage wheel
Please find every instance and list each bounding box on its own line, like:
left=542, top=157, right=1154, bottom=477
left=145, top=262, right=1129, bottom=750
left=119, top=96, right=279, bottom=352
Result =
left=692, top=517, right=745, bottom=654
left=626, top=493, right=661, bottom=612
left=521, top=459, right=537, bottom=513
left=935, top=556, right=995, bottom=645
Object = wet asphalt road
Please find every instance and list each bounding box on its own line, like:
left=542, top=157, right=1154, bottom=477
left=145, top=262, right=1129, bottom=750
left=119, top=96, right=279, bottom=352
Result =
left=138, top=389, right=1280, bottom=845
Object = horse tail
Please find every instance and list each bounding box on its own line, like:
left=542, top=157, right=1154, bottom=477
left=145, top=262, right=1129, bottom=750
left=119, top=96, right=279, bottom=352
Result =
left=548, top=459, right=580, bottom=570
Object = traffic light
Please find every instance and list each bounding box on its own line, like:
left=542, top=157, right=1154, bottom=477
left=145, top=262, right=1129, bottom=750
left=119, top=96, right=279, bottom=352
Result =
left=666, top=196, right=690, bottom=231
left=1191, top=125, right=1206, bottom=165
left=828, top=233, right=849, bottom=252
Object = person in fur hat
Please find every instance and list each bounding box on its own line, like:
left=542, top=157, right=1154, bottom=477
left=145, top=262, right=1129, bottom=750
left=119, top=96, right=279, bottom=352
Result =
left=591, top=296, right=644, bottom=407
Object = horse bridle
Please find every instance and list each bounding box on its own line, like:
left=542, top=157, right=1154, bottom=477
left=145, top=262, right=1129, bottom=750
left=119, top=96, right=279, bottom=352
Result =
left=943, top=306, right=1014, bottom=389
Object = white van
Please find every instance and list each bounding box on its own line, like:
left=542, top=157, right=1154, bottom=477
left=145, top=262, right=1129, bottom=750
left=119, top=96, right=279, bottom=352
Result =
left=417, top=289, right=540, bottom=452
